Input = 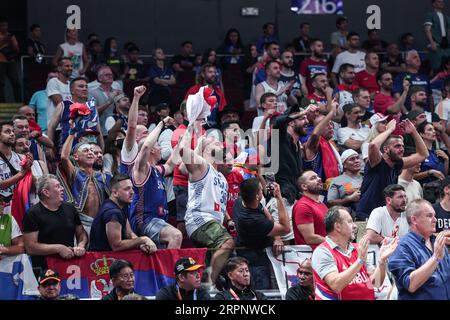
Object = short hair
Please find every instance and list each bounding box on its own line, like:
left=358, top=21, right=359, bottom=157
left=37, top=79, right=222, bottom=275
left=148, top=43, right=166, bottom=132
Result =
left=155, top=103, right=169, bottom=113
left=352, top=87, right=369, bottom=99
left=181, top=40, right=192, bottom=47
left=336, top=16, right=348, bottom=27
left=260, top=92, right=277, bottom=105
left=12, top=115, right=28, bottom=123
left=57, top=57, right=72, bottom=67
left=368, top=29, right=379, bottom=35
left=138, top=105, right=148, bottom=114
left=239, top=178, right=261, bottom=204
left=30, top=24, right=40, bottom=32
left=264, top=41, right=279, bottom=51
left=383, top=184, right=405, bottom=199
left=405, top=199, right=432, bottom=225
left=381, top=134, right=403, bottom=152
left=401, top=33, right=413, bottom=42
left=376, top=70, right=392, bottom=82
left=339, top=63, right=354, bottom=74
left=221, top=120, right=240, bottom=133
left=365, top=51, right=378, bottom=60
left=89, top=39, right=101, bottom=46
left=111, top=174, right=131, bottom=190
left=416, top=121, right=431, bottom=134
left=297, top=170, right=314, bottom=192
left=300, top=22, right=310, bottom=29
left=122, top=293, right=147, bottom=300
left=37, top=174, right=58, bottom=198
left=309, top=38, right=323, bottom=46
left=127, top=45, right=140, bottom=53
left=69, top=76, right=88, bottom=90
left=97, top=65, right=111, bottom=76
left=405, top=50, right=419, bottom=61
left=265, top=60, right=279, bottom=71
left=0, top=121, right=13, bottom=132
left=325, top=206, right=348, bottom=234
left=263, top=22, right=274, bottom=30
left=311, top=72, right=327, bottom=81
left=109, top=259, right=134, bottom=279
left=347, top=31, right=360, bottom=41
left=225, top=257, right=249, bottom=274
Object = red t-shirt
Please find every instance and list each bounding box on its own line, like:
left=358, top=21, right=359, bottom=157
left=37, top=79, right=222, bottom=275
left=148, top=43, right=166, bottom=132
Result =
left=354, top=70, right=379, bottom=94
left=373, top=92, right=402, bottom=135
left=292, top=196, right=328, bottom=246
left=171, top=124, right=206, bottom=187
left=300, top=58, right=329, bottom=95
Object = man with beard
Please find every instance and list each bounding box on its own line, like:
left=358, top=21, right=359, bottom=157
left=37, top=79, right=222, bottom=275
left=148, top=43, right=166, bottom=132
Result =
left=90, top=143, right=104, bottom=171
left=355, top=119, right=428, bottom=222
left=409, top=86, right=437, bottom=122
left=185, top=63, right=227, bottom=128
left=304, top=100, right=342, bottom=184
left=89, top=174, right=156, bottom=252
left=312, top=206, right=398, bottom=300
left=366, top=184, right=410, bottom=244
left=214, top=257, right=267, bottom=300
left=308, top=73, right=333, bottom=113
left=328, top=149, right=363, bottom=218
left=333, top=63, right=356, bottom=114
left=102, top=259, right=140, bottom=300
left=0, top=121, right=32, bottom=213
left=292, top=171, right=328, bottom=248
left=285, top=258, right=315, bottom=300
left=255, top=60, right=296, bottom=114
left=59, top=130, right=111, bottom=235
left=105, top=93, right=130, bottom=135
left=337, top=103, right=370, bottom=152
left=388, top=199, right=450, bottom=300
left=300, top=39, right=329, bottom=96
left=374, top=71, right=410, bottom=135
left=354, top=51, right=380, bottom=95
left=279, top=50, right=302, bottom=101
left=47, top=77, right=104, bottom=153
left=272, top=105, right=317, bottom=205
left=331, top=32, right=366, bottom=87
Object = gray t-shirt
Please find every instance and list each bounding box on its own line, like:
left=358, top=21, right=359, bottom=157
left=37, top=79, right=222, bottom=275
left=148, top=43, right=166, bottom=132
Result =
left=327, top=173, right=363, bottom=215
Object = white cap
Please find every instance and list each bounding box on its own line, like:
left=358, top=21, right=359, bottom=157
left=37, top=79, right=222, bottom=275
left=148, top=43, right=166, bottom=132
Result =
left=341, top=149, right=359, bottom=164
left=369, top=113, right=389, bottom=126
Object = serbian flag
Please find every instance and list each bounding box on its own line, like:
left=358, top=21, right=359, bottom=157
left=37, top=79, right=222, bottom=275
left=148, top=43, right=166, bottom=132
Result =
left=11, top=161, right=33, bottom=230
left=46, top=248, right=207, bottom=299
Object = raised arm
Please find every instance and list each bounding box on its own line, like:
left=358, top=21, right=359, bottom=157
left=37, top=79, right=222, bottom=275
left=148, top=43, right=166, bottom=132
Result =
left=402, top=119, right=429, bottom=169
left=60, top=133, right=76, bottom=181
left=47, top=102, right=64, bottom=143
left=368, top=119, right=396, bottom=167
left=125, top=85, right=146, bottom=153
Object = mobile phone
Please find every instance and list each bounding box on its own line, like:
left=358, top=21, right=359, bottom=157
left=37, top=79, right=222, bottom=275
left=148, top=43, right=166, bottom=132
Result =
left=266, top=172, right=276, bottom=196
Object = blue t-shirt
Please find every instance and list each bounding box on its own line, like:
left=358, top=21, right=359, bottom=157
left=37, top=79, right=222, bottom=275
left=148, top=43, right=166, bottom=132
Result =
left=393, top=72, right=431, bottom=109
left=89, top=199, right=128, bottom=251
left=420, top=148, right=445, bottom=183
left=388, top=232, right=450, bottom=300
left=148, top=65, right=174, bottom=92
left=356, top=158, right=403, bottom=220
left=29, top=90, right=48, bottom=132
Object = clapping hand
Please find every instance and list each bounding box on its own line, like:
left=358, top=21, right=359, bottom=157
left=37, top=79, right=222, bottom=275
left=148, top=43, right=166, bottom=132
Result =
left=379, top=237, right=399, bottom=263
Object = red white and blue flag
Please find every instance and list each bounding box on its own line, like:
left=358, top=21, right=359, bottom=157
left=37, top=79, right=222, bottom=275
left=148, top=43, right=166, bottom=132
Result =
left=46, top=248, right=207, bottom=299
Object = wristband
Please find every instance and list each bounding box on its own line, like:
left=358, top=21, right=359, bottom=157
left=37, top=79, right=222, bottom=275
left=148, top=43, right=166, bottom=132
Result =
left=432, top=255, right=442, bottom=263
left=357, top=258, right=365, bottom=266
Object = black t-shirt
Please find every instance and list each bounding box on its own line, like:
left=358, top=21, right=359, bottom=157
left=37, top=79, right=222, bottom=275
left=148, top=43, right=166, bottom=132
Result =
left=89, top=199, right=128, bottom=251
left=233, top=199, right=274, bottom=250
left=170, top=55, right=194, bottom=71
left=25, top=38, right=46, bottom=56
left=124, top=62, right=146, bottom=81
left=433, top=202, right=450, bottom=233
left=285, top=284, right=315, bottom=300
left=23, top=202, right=82, bottom=269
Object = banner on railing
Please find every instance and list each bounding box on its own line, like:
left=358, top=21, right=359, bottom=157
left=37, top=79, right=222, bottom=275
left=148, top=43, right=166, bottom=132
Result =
left=266, top=245, right=313, bottom=300
left=47, top=248, right=207, bottom=299
left=0, top=254, right=39, bottom=300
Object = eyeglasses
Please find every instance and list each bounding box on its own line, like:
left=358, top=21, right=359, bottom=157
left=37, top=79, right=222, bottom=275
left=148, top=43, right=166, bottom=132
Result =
left=117, top=272, right=134, bottom=280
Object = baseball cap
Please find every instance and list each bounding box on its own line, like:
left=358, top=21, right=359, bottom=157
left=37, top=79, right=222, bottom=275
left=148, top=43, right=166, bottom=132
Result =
left=38, top=269, right=60, bottom=285
left=406, top=109, right=425, bottom=121
left=113, top=93, right=127, bottom=105
left=341, top=149, right=359, bottom=164
left=174, top=257, right=205, bottom=275
left=370, top=113, right=389, bottom=126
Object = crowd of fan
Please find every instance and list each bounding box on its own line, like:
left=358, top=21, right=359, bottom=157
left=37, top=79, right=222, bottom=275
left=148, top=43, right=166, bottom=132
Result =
left=1, top=0, right=450, bottom=301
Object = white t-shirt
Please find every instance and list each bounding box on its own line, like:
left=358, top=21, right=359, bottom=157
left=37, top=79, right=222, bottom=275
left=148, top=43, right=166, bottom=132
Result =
left=337, top=126, right=370, bottom=146
left=60, top=42, right=84, bottom=77
left=366, top=206, right=409, bottom=238
left=185, top=165, right=228, bottom=237
left=46, top=78, right=71, bottom=125
left=332, top=51, right=366, bottom=74
left=252, top=116, right=270, bottom=134
left=397, top=177, right=423, bottom=205
left=103, top=153, right=114, bottom=175
left=435, top=98, right=450, bottom=122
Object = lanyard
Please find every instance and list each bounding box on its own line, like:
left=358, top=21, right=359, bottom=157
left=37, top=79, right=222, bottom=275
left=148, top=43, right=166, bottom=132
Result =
left=176, top=284, right=197, bottom=301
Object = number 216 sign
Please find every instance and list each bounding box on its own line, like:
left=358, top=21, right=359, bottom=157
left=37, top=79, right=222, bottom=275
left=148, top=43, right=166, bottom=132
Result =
left=291, top=0, right=344, bottom=15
